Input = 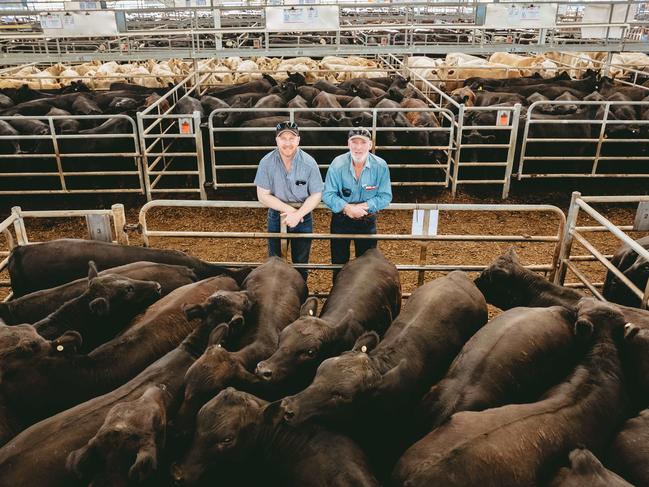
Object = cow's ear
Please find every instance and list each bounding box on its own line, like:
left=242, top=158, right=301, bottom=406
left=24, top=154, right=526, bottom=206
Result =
left=87, top=260, right=99, bottom=281
left=208, top=323, right=230, bottom=347
left=128, top=448, right=157, bottom=482
left=300, top=297, right=318, bottom=317
left=89, top=297, right=110, bottom=317
left=53, top=330, right=83, bottom=354
left=183, top=303, right=205, bottom=321
left=505, top=246, right=520, bottom=263
left=228, top=314, right=245, bottom=335
left=574, top=319, right=594, bottom=339
left=624, top=323, right=639, bottom=341
left=352, top=331, right=379, bottom=353
left=66, top=442, right=102, bottom=480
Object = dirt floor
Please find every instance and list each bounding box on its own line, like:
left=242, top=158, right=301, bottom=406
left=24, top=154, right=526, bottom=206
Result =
left=2, top=184, right=646, bottom=316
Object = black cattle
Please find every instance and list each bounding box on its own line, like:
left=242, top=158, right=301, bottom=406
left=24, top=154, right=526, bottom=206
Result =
left=0, top=261, right=196, bottom=326
left=233, top=116, right=323, bottom=148
left=171, top=389, right=380, bottom=487
left=200, top=95, right=229, bottom=126
left=392, top=299, right=637, bottom=487
left=0, top=93, right=13, bottom=109
left=66, top=385, right=170, bottom=486
left=313, top=79, right=348, bottom=95
left=464, top=71, right=570, bottom=91
left=224, top=94, right=286, bottom=127
left=296, top=85, right=320, bottom=104
left=603, top=236, right=649, bottom=308
left=174, top=95, right=204, bottom=117
left=7, top=238, right=246, bottom=297
left=420, top=306, right=579, bottom=429
left=598, top=76, right=649, bottom=101
left=8, top=116, right=49, bottom=136
left=256, top=249, right=401, bottom=390
left=205, top=74, right=277, bottom=99
left=107, top=96, right=139, bottom=113
left=71, top=95, right=101, bottom=116
left=46, top=107, right=80, bottom=134
left=31, top=261, right=162, bottom=352
left=608, top=408, right=649, bottom=486
left=475, top=249, right=649, bottom=408
left=549, top=449, right=633, bottom=487
left=0, top=276, right=239, bottom=441
left=279, top=271, right=487, bottom=426
left=475, top=91, right=528, bottom=107
left=0, top=317, right=236, bottom=486
left=173, top=257, right=307, bottom=438
left=0, top=119, right=21, bottom=153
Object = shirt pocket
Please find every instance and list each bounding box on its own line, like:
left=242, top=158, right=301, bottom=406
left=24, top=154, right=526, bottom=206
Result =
left=362, top=184, right=378, bottom=199
left=292, top=180, right=309, bottom=201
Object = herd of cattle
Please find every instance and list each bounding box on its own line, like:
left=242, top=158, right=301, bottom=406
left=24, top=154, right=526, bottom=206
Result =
left=0, top=237, right=648, bottom=486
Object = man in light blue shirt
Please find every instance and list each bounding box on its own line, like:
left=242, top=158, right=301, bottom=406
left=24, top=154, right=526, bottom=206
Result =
left=254, top=121, right=323, bottom=282
left=323, top=127, right=392, bottom=280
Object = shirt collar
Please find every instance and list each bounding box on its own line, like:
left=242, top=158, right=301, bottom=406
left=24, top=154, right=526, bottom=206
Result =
left=348, top=152, right=373, bottom=173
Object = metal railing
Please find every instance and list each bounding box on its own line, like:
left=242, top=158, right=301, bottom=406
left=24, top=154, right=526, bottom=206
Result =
left=138, top=199, right=566, bottom=286
left=556, top=191, right=649, bottom=309
left=207, top=106, right=454, bottom=190
left=519, top=100, right=649, bottom=180
left=0, top=114, right=143, bottom=195
left=137, top=73, right=207, bottom=199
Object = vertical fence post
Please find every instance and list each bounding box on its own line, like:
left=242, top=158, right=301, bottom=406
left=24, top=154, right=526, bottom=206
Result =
left=502, top=103, right=522, bottom=199
left=11, top=206, right=28, bottom=246
left=555, top=191, right=581, bottom=285
left=417, top=209, right=431, bottom=286
left=136, top=112, right=152, bottom=201
left=111, top=204, right=129, bottom=246
left=194, top=111, right=207, bottom=200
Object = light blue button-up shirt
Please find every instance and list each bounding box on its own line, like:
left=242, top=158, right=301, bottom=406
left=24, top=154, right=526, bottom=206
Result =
left=322, top=152, right=392, bottom=214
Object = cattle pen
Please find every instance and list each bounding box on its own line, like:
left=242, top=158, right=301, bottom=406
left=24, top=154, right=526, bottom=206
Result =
left=1, top=1, right=649, bottom=485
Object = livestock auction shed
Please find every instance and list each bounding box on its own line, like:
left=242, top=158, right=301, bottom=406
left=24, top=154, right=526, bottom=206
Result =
left=0, top=0, right=648, bottom=486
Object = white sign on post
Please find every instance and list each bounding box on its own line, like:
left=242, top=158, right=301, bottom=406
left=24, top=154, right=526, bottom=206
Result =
left=411, top=210, right=439, bottom=236
left=40, top=13, right=63, bottom=29
left=266, top=5, right=339, bottom=32
left=484, top=3, right=557, bottom=29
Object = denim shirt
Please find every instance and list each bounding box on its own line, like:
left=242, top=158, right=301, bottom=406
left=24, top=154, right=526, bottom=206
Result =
left=322, top=152, right=392, bottom=214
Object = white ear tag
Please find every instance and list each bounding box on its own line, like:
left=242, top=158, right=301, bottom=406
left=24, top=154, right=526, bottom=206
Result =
left=361, top=345, right=367, bottom=353
left=56, top=345, right=64, bottom=352
left=308, top=310, right=314, bottom=316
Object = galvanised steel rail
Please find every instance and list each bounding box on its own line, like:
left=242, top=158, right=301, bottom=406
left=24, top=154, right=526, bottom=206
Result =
left=0, top=114, right=144, bottom=195
left=206, top=106, right=454, bottom=190
left=138, top=199, right=566, bottom=286
left=557, top=191, right=649, bottom=308
left=0, top=0, right=648, bottom=63
left=519, top=99, right=649, bottom=180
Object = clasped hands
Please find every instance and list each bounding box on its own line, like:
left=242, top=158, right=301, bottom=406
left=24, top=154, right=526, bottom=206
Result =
left=343, top=202, right=369, bottom=219
left=281, top=209, right=304, bottom=228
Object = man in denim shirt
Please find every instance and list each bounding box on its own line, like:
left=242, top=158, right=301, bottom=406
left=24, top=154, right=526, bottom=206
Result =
left=254, top=121, right=323, bottom=282
left=323, top=127, right=392, bottom=280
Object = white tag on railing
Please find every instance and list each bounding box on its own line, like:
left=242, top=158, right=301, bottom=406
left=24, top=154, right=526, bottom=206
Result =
left=412, top=210, right=439, bottom=236
left=179, top=118, right=193, bottom=135
left=634, top=202, right=649, bottom=231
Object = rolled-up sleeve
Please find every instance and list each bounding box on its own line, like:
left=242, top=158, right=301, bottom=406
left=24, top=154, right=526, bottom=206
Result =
left=366, top=164, right=392, bottom=214
left=323, top=165, right=347, bottom=213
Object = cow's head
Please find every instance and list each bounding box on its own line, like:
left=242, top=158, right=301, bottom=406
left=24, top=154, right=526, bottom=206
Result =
left=0, top=324, right=82, bottom=381
left=183, top=290, right=253, bottom=326
left=255, top=299, right=356, bottom=384
left=473, top=247, right=527, bottom=310
left=604, top=255, right=649, bottom=308
left=279, top=331, right=405, bottom=425
left=85, top=261, right=162, bottom=318
left=171, top=388, right=266, bottom=485
left=575, top=298, right=638, bottom=345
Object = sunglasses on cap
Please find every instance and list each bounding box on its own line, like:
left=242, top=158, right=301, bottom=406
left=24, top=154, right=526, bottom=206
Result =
left=276, top=121, right=299, bottom=135
left=348, top=128, right=372, bottom=140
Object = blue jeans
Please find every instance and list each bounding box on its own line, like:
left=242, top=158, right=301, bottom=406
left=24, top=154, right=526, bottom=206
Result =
left=330, top=212, right=377, bottom=281
left=267, top=209, right=312, bottom=281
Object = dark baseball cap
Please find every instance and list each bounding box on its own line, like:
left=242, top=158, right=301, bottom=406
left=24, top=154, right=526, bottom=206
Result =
left=276, top=121, right=299, bottom=136
left=348, top=127, right=371, bottom=141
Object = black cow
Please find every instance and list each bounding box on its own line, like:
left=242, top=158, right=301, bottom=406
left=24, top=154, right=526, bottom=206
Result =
left=171, top=388, right=380, bottom=487
left=256, top=249, right=401, bottom=390
left=392, top=299, right=638, bottom=487
left=7, top=238, right=246, bottom=297
left=608, top=408, right=649, bottom=486
left=603, top=235, right=649, bottom=308
left=0, top=317, right=236, bottom=486
left=173, top=257, right=307, bottom=438
left=549, top=449, right=633, bottom=487
left=66, top=385, right=170, bottom=486
left=279, top=271, right=487, bottom=427
left=0, top=275, right=239, bottom=441
left=31, top=261, right=162, bottom=352
left=420, top=305, right=580, bottom=429
left=0, top=261, right=197, bottom=325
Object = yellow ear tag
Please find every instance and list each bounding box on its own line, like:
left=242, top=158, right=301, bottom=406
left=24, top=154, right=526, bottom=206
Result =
left=56, top=345, right=64, bottom=352
left=361, top=345, right=367, bottom=353
left=478, top=86, right=483, bottom=91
